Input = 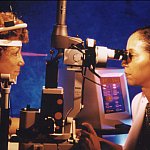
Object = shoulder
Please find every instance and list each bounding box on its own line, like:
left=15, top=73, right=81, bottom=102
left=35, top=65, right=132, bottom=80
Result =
left=131, top=92, right=143, bottom=120
left=131, top=92, right=143, bottom=106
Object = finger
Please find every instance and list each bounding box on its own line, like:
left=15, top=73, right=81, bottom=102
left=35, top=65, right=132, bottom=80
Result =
left=85, top=135, right=101, bottom=150
left=76, top=129, right=82, bottom=139
left=80, top=130, right=99, bottom=143
left=78, top=137, right=91, bottom=150
left=76, top=129, right=81, bottom=133
left=82, top=122, right=97, bottom=135
left=80, top=130, right=91, bottom=138
left=81, top=136, right=101, bottom=150
left=76, top=129, right=81, bottom=135
left=85, top=137, right=93, bottom=150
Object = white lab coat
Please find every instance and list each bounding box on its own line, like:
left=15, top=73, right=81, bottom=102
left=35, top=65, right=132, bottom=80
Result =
left=123, top=92, right=148, bottom=150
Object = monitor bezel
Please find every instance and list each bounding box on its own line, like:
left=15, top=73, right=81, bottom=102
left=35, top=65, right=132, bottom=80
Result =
left=95, top=68, right=131, bottom=129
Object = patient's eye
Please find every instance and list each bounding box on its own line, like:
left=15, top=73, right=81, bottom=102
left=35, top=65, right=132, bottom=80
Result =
left=12, top=50, right=20, bottom=57
left=9, top=47, right=21, bottom=57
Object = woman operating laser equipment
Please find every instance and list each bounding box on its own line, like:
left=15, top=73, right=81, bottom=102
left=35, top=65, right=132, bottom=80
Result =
left=77, top=26, right=150, bottom=150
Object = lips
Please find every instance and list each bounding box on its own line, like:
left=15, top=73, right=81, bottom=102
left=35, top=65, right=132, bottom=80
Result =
left=125, top=73, right=131, bottom=76
left=14, top=70, right=20, bottom=75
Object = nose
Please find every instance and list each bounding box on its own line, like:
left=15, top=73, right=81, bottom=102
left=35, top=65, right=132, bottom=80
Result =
left=18, top=54, right=25, bottom=66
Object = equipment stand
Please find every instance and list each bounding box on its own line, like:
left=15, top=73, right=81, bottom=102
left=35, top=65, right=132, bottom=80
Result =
left=0, top=74, right=13, bottom=150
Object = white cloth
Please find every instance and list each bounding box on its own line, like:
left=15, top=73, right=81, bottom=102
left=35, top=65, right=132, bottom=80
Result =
left=0, top=39, right=22, bottom=47
left=123, top=92, right=148, bottom=150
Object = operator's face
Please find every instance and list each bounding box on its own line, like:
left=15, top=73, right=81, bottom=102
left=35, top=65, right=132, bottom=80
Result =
left=122, top=33, right=150, bottom=87
left=0, top=46, right=25, bottom=80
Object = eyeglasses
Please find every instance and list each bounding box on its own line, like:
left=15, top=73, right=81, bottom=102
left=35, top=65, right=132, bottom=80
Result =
left=121, top=50, right=132, bottom=65
left=114, top=50, right=131, bottom=61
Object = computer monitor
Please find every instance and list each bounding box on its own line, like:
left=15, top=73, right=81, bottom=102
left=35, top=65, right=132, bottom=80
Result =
left=58, top=67, right=131, bottom=130
left=76, top=68, right=131, bottom=130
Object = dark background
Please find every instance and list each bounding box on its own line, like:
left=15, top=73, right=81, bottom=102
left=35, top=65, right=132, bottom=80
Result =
left=0, top=1, right=149, bottom=116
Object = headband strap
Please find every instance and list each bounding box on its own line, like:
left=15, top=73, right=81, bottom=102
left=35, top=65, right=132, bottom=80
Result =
left=0, top=23, right=27, bottom=33
left=0, top=39, right=22, bottom=46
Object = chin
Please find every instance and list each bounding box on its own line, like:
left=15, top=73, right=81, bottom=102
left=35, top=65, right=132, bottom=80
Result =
left=127, top=80, right=137, bottom=86
left=10, top=74, right=18, bottom=81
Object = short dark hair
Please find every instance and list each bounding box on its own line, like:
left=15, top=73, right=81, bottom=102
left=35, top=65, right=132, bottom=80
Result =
left=133, top=26, right=150, bottom=53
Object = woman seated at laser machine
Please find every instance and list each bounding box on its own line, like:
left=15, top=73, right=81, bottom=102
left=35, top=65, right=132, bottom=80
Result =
left=77, top=26, right=150, bottom=150
left=0, top=12, right=29, bottom=135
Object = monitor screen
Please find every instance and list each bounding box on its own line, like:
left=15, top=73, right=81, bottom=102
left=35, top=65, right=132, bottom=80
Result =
left=101, top=77, right=125, bottom=114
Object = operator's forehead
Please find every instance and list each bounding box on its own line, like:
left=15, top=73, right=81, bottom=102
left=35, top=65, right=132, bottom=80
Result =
left=126, top=33, right=145, bottom=53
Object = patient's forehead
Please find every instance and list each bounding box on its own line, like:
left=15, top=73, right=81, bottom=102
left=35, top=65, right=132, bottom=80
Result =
left=5, top=46, right=21, bottom=51
left=2, top=46, right=21, bottom=52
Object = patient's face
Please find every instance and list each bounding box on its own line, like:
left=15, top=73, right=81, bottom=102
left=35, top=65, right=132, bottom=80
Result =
left=123, top=33, right=150, bottom=87
left=0, top=46, right=25, bottom=80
